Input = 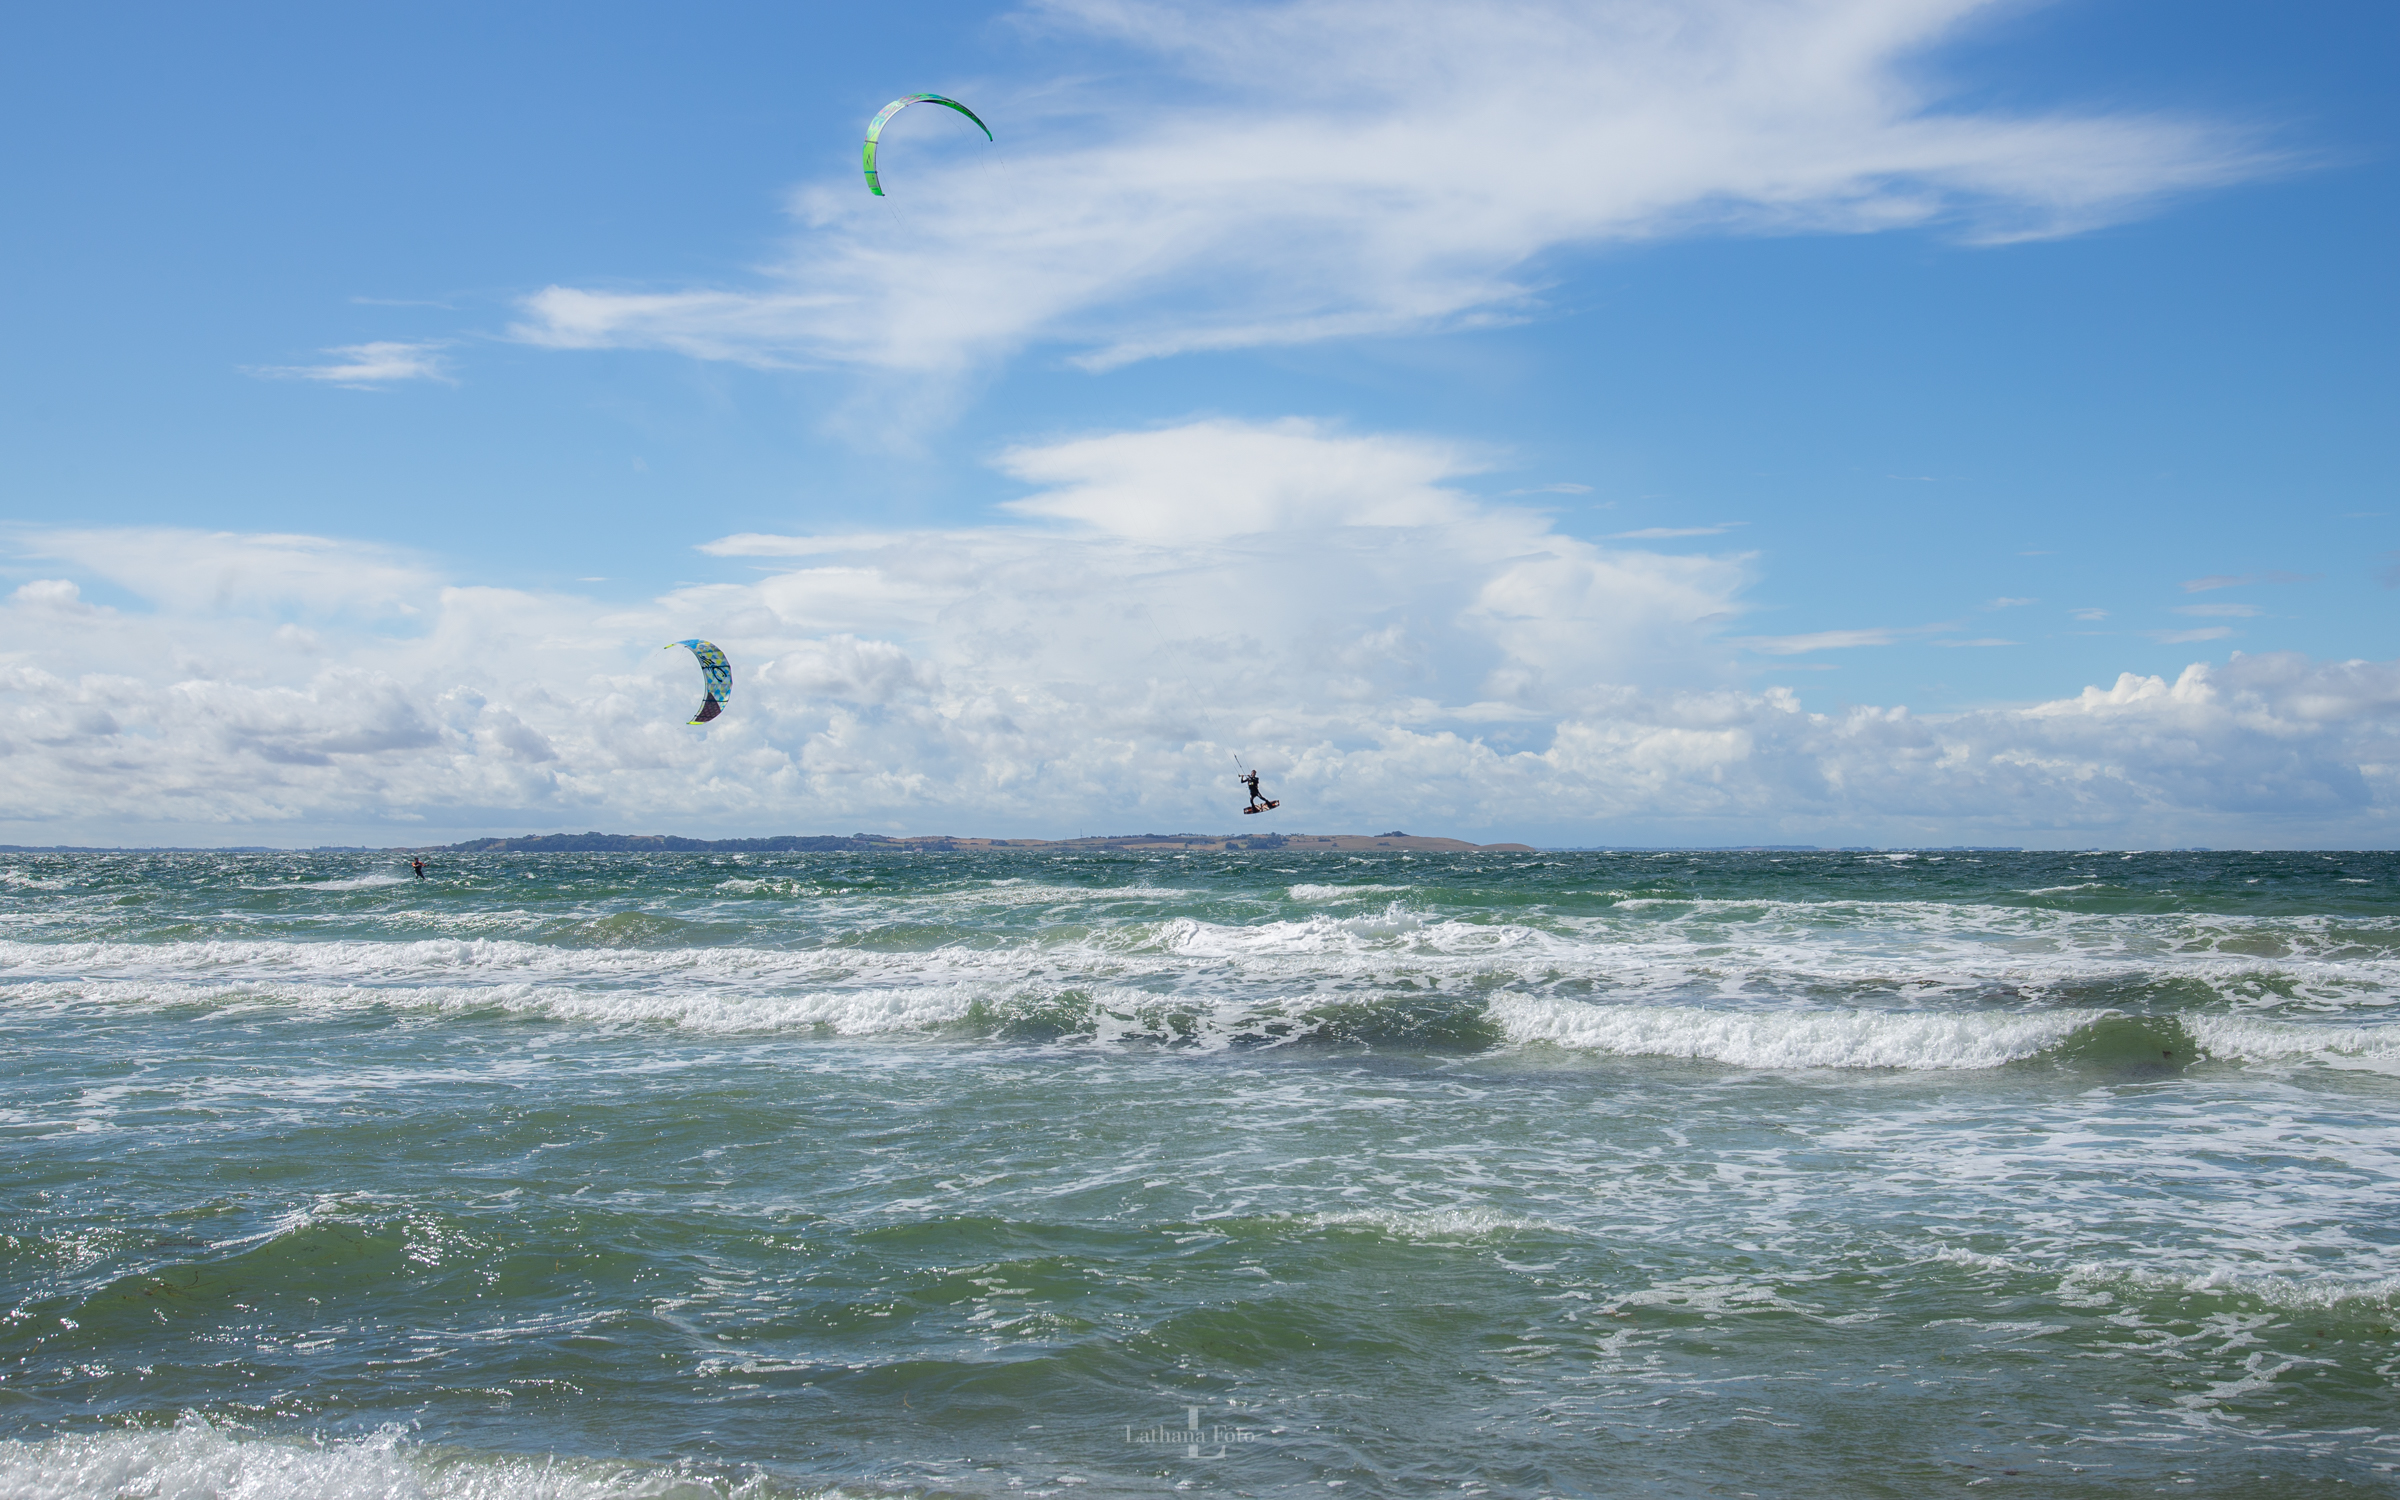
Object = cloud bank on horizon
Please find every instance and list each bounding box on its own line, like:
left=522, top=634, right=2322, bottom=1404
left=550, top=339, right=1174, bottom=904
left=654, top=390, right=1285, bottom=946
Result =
left=3, top=420, right=2393, bottom=848
left=506, top=0, right=2274, bottom=378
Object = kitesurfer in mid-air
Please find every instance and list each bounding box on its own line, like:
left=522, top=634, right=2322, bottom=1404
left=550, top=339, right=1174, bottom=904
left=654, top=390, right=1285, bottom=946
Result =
left=1239, top=769, right=1271, bottom=812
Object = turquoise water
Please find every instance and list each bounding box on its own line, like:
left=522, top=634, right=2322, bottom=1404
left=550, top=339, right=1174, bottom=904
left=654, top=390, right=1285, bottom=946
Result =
left=2, top=849, right=2396, bottom=1497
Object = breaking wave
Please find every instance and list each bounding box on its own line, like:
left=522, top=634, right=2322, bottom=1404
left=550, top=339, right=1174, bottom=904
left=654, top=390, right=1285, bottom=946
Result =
left=0, top=1416, right=781, bottom=1500
left=1286, top=883, right=1413, bottom=902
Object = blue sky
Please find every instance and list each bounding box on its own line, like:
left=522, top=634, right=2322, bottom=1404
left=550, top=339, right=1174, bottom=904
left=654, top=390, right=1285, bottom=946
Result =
left=2, top=0, right=2395, bottom=846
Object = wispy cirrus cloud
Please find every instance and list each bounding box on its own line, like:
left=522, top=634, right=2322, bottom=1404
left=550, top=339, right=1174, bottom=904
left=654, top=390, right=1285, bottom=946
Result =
left=10, top=528, right=438, bottom=617
left=2181, top=570, right=2317, bottom=593
left=1734, top=615, right=2028, bottom=655
left=506, top=0, right=2278, bottom=382
left=2149, top=626, right=2237, bottom=645
left=1609, top=523, right=1746, bottom=540
left=247, top=341, right=453, bottom=388
left=2175, top=602, right=2263, bottom=618
left=1734, top=627, right=1901, bottom=655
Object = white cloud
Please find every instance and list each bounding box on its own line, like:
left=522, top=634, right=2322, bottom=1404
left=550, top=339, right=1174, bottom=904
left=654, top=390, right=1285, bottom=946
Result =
left=2070, top=607, right=2107, bottom=622
left=10, top=580, right=96, bottom=615
left=1733, top=627, right=1899, bottom=655
left=1933, top=637, right=2016, bottom=647
left=697, top=531, right=925, bottom=558
left=2175, top=602, right=2263, bottom=618
left=506, top=0, right=2272, bottom=379
left=247, top=341, right=453, bottom=388
left=4, top=419, right=2394, bottom=848
left=10, top=529, right=437, bottom=617
left=1986, top=596, right=2036, bottom=609
left=994, top=418, right=1478, bottom=541
left=2149, top=626, right=2236, bottom=645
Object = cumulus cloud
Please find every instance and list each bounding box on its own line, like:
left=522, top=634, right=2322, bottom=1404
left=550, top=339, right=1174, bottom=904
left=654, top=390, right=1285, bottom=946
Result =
left=247, top=341, right=453, bottom=388
left=994, top=418, right=1478, bottom=539
left=11, top=580, right=96, bottom=614
left=3, top=418, right=2394, bottom=848
left=506, top=0, right=2272, bottom=379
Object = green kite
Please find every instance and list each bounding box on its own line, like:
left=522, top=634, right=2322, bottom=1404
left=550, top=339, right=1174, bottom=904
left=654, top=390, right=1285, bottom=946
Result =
left=863, top=94, right=991, bottom=196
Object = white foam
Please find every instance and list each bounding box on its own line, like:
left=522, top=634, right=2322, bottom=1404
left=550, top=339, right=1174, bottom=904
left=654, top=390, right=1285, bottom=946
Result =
left=1301, top=1206, right=1566, bottom=1240
left=5, top=894, right=2396, bottom=1063
left=0, top=1415, right=771, bottom=1500
left=288, top=871, right=414, bottom=891
left=2059, top=1263, right=2400, bottom=1312
left=1287, top=883, right=1412, bottom=902
left=1149, top=908, right=1471, bottom=959
left=5, top=975, right=982, bottom=1038
left=713, top=877, right=810, bottom=896
left=2186, top=1014, right=2400, bottom=1065
left=1490, top=996, right=2086, bottom=1070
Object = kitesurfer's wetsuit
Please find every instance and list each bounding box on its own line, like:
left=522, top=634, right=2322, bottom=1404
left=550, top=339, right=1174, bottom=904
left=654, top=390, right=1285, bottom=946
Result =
left=1240, top=772, right=1267, bottom=811
left=411, top=859, right=426, bottom=880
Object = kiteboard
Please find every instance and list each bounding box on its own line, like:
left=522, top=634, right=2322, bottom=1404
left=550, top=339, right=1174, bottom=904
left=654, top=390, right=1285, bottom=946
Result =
left=1242, top=801, right=1281, bottom=815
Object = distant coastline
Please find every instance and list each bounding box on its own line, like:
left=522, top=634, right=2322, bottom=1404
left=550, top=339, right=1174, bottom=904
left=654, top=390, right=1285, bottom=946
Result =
left=0, top=830, right=1539, bottom=855
left=0, top=835, right=2138, bottom=854
left=426, top=830, right=1542, bottom=854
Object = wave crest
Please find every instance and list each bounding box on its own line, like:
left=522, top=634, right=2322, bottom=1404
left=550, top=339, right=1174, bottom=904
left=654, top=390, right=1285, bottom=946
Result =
left=0, top=1416, right=778, bottom=1500
left=1491, top=996, right=2086, bottom=1069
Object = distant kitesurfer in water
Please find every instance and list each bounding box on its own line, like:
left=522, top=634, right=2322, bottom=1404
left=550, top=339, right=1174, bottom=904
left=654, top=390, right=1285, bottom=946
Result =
left=410, top=857, right=427, bottom=880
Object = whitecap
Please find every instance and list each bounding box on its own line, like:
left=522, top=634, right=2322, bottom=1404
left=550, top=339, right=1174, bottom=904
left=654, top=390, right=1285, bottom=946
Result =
left=2185, top=1014, right=2400, bottom=1067
left=1286, top=883, right=1411, bottom=902
left=1490, top=995, right=2084, bottom=1070
left=2058, top=1263, right=2400, bottom=1313
left=1301, top=1206, right=1567, bottom=1240
left=290, top=871, right=414, bottom=892
left=0, top=1414, right=772, bottom=1500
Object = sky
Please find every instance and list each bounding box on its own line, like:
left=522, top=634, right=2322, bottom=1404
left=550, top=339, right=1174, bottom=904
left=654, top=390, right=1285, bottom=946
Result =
left=1, top=0, right=2394, bottom=848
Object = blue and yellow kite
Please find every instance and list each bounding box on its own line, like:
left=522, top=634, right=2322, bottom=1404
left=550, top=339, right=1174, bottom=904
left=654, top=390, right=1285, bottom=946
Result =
left=665, top=639, right=732, bottom=725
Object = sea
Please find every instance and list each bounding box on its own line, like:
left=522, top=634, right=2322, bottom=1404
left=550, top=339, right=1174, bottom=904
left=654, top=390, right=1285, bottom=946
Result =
left=2, top=847, right=2395, bottom=1498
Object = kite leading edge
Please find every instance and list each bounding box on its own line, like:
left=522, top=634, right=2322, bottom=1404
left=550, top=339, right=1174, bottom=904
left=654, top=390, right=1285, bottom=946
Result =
left=862, top=94, right=991, bottom=196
